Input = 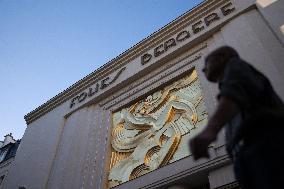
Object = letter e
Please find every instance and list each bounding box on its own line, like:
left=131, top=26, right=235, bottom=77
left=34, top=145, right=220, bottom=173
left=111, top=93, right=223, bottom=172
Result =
left=221, top=2, right=235, bottom=16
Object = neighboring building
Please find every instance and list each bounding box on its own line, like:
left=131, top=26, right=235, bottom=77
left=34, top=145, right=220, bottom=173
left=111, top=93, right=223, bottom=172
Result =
left=0, top=134, right=20, bottom=189
left=2, top=0, right=284, bottom=188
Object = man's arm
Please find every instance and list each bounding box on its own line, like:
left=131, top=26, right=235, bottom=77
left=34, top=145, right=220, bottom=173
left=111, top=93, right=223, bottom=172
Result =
left=189, top=96, right=240, bottom=160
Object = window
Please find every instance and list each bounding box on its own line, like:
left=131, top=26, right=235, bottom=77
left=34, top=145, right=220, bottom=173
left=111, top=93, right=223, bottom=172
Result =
left=0, top=149, right=8, bottom=162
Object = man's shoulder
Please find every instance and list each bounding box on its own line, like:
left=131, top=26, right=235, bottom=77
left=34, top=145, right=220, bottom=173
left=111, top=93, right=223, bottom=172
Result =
left=226, top=58, right=250, bottom=71
left=222, top=58, right=250, bottom=82
left=225, top=58, right=267, bottom=81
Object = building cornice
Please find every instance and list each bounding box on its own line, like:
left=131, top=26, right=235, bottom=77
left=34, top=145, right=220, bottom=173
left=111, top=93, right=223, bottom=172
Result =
left=24, top=0, right=240, bottom=124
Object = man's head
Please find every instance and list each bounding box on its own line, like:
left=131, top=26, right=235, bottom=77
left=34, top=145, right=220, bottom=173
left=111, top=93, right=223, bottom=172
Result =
left=203, top=46, right=239, bottom=82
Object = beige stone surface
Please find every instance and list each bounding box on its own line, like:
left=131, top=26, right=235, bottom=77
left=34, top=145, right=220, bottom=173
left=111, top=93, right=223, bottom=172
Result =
left=256, top=0, right=284, bottom=45
left=2, top=104, right=67, bottom=189
left=209, top=164, right=236, bottom=189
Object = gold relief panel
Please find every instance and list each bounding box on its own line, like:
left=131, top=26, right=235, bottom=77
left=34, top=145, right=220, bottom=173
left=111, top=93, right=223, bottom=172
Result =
left=108, top=69, right=208, bottom=188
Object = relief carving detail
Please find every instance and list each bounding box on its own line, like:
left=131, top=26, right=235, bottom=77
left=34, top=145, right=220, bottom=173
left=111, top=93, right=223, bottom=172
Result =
left=108, top=69, right=208, bottom=188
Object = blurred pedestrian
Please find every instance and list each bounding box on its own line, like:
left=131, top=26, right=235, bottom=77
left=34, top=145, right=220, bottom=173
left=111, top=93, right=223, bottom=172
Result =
left=189, top=46, right=284, bottom=189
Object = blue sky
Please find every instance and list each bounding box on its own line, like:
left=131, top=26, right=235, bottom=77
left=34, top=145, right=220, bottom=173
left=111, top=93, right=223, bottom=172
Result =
left=0, top=0, right=203, bottom=140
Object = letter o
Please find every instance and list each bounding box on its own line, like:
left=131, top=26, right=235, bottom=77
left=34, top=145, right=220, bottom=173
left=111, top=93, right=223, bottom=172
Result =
left=78, top=92, right=88, bottom=103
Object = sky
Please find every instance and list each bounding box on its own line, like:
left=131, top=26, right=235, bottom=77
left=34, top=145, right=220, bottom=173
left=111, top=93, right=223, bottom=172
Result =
left=0, top=0, right=203, bottom=140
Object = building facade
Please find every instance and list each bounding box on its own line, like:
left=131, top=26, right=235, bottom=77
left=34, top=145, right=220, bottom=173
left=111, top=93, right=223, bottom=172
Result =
left=0, top=134, right=20, bottom=189
left=2, top=0, right=284, bottom=188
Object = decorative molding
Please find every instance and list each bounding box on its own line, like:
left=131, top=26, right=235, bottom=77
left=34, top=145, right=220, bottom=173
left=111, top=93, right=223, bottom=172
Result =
left=103, top=44, right=207, bottom=112
left=115, top=155, right=231, bottom=189
left=215, top=182, right=239, bottom=189
left=99, top=43, right=207, bottom=110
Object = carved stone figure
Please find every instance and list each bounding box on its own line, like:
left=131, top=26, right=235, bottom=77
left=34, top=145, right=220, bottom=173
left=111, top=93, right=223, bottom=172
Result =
left=108, top=69, right=208, bottom=187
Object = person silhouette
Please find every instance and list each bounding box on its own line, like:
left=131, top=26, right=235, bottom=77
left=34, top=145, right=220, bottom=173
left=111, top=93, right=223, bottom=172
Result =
left=189, top=46, right=284, bottom=189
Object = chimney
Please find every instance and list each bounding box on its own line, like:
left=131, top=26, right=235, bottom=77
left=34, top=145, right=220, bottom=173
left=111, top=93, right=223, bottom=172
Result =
left=3, top=133, right=16, bottom=146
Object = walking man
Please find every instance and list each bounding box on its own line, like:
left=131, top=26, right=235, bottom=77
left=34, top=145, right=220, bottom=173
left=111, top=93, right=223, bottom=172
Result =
left=189, top=46, right=284, bottom=189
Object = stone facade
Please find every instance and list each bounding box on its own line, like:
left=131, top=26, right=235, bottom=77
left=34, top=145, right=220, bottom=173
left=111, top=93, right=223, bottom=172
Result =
left=2, top=0, right=284, bottom=188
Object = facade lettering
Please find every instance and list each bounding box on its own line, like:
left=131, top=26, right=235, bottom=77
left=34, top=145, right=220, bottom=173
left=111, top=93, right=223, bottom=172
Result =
left=141, top=53, right=152, bottom=65
left=221, top=2, right=235, bottom=16
left=70, top=67, right=126, bottom=108
left=154, top=44, right=165, bottom=57
left=78, top=92, right=87, bottom=103
left=176, top=30, right=190, bottom=42
left=88, top=83, right=99, bottom=97
left=100, top=77, right=110, bottom=89
left=164, top=38, right=176, bottom=51
left=192, top=20, right=205, bottom=34
left=204, top=13, right=220, bottom=26
left=70, top=2, right=236, bottom=108
left=141, top=2, right=235, bottom=65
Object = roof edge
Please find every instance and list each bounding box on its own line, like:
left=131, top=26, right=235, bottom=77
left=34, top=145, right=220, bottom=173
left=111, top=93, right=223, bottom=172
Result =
left=25, top=0, right=233, bottom=124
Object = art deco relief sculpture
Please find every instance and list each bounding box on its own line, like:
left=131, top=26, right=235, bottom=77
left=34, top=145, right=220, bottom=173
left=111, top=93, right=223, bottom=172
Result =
left=108, top=69, right=208, bottom=188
